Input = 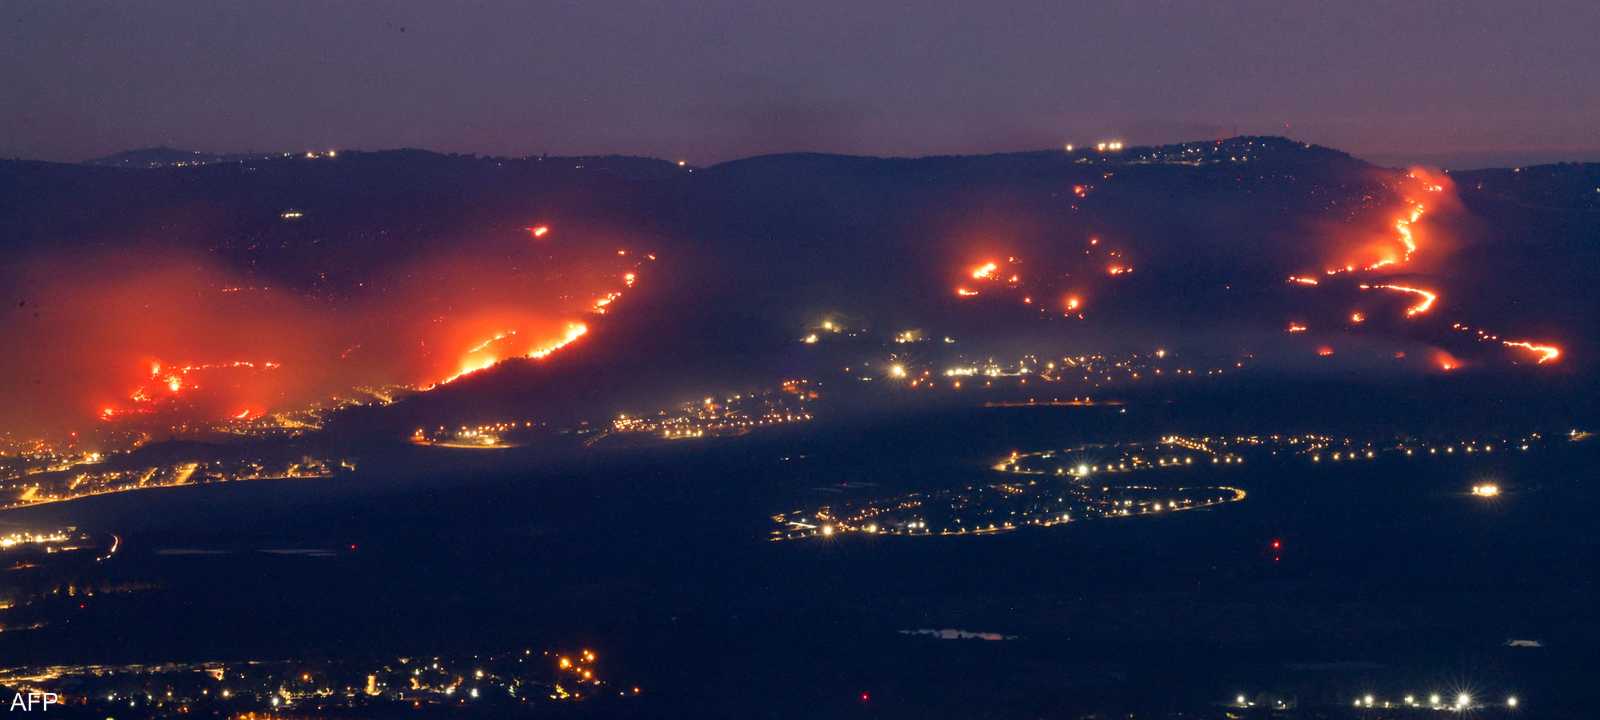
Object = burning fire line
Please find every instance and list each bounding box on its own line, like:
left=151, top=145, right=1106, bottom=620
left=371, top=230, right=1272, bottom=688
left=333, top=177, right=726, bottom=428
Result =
left=1501, top=340, right=1561, bottom=364
left=1359, top=283, right=1437, bottom=318
left=435, top=322, right=590, bottom=387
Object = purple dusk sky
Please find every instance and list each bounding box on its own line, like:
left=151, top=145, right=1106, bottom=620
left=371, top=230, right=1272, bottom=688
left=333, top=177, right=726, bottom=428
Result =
left=4, top=1, right=1598, bottom=168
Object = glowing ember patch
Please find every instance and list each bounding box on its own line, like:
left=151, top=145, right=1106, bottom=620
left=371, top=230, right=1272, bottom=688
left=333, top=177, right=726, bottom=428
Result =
left=956, top=287, right=979, bottom=297
left=527, top=225, right=550, bottom=238
left=1286, top=276, right=1319, bottom=286
left=1286, top=323, right=1307, bottom=333
left=970, top=262, right=999, bottom=280
left=1316, top=346, right=1334, bottom=357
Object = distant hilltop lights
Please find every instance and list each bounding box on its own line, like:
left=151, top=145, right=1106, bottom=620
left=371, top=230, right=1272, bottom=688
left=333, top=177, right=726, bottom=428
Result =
left=1063, top=140, right=1126, bottom=153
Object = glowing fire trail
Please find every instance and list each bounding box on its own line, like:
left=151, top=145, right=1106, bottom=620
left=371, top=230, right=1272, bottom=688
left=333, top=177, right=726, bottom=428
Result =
left=1360, top=283, right=1437, bottom=318
left=1502, top=340, right=1561, bottom=364
left=466, top=330, right=518, bottom=354
left=436, top=322, right=590, bottom=386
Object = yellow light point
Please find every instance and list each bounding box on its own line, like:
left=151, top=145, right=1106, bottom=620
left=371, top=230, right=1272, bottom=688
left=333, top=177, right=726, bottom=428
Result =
left=623, top=272, right=636, bottom=287
left=1065, top=295, right=1081, bottom=311
left=802, top=333, right=819, bottom=344
left=1472, top=483, right=1501, bottom=497
left=820, top=525, right=834, bottom=537
left=1350, top=312, right=1365, bottom=324
left=558, top=657, right=572, bottom=669
left=889, top=364, right=907, bottom=379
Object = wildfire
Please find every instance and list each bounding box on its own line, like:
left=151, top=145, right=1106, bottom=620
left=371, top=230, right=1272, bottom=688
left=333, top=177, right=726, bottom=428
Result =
left=1360, top=284, right=1437, bottom=318
left=129, top=360, right=281, bottom=403
left=1287, top=276, right=1320, bottom=286
left=437, top=322, right=590, bottom=386
left=592, top=292, right=621, bottom=314
left=971, top=261, right=999, bottom=280
left=956, top=287, right=979, bottom=297
left=1502, top=340, right=1561, bottom=364
left=1286, top=322, right=1307, bottom=333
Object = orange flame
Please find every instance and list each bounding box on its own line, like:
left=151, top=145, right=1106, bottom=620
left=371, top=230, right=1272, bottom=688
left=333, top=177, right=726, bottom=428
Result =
left=1360, top=284, right=1437, bottom=318
left=1502, top=340, right=1560, bottom=364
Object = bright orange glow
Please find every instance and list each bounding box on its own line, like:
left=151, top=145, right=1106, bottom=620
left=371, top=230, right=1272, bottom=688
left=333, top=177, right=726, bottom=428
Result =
left=1287, top=276, right=1319, bottom=286
left=527, top=225, right=550, bottom=238
left=623, top=272, right=636, bottom=287
left=1502, top=340, right=1561, bottom=364
left=1350, top=312, right=1365, bottom=324
left=1316, top=346, right=1334, bottom=357
left=1286, top=322, right=1307, bottom=333
left=1106, top=265, right=1129, bottom=276
left=1360, top=283, right=1437, bottom=318
left=437, top=322, right=589, bottom=386
left=971, top=261, right=999, bottom=280
left=956, top=287, right=979, bottom=297
left=592, top=291, right=621, bottom=314
left=125, top=360, right=282, bottom=406
left=1065, top=295, right=1081, bottom=311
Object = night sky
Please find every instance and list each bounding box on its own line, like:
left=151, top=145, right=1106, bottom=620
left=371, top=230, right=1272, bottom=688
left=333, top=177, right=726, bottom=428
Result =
left=4, top=1, right=1598, bottom=168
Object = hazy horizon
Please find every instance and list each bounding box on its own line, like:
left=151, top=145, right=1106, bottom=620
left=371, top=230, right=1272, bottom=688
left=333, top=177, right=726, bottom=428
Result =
left=6, top=2, right=1598, bottom=170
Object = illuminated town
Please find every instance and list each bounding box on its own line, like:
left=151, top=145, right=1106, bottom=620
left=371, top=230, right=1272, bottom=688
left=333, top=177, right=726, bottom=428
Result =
left=771, top=428, right=1586, bottom=542
left=1, top=454, right=354, bottom=510
left=5, top=10, right=1599, bottom=715
left=0, top=647, right=638, bottom=717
